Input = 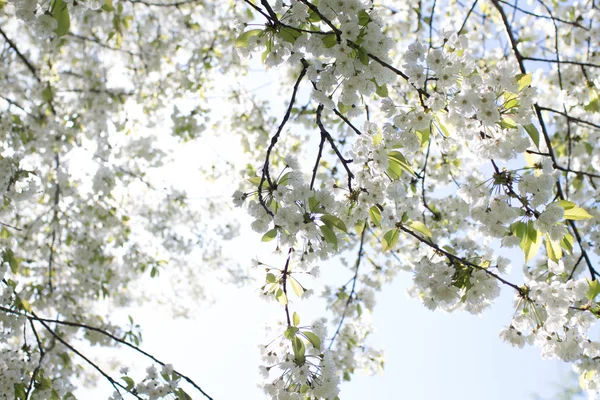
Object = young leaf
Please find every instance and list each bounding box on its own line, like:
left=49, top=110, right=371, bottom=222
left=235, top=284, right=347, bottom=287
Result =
left=521, top=221, right=542, bottom=262
left=51, top=0, right=70, bottom=37
left=563, top=207, right=593, bottom=221
left=120, top=376, right=135, bottom=391
left=247, top=176, right=262, bottom=186
left=278, top=27, right=302, bottom=44
left=516, top=73, right=532, bottom=90
left=322, top=34, right=337, bottom=48
left=176, top=388, right=193, bottom=400
left=266, top=272, right=277, bottom=283
left=235, top=29, right=263, bottom=48
left=523, top=124, right=540, bottom=149
left=320, top=225, right=338, bottom=249
left=308, top=9, right=321, bottom=22
left=16, top=297, right=32, bottom=313
left=289, top=276, right=305, bottom=297
left=357, top=47, right=369, bottom=65
left=387, top=151, right=415, bottom=178
left=560, top=233, right=574, bottom=254
left=557, top=200, right=593, bottom=220
left=357, top=9, right=370, bottom=26
left=292, top=312, right=300, bottom=326
left=354, top=220, right=365, bottom=234
left=14, top=383, right=27, bottom=400
left=284, top=326, right=299, bottom=339
left=337, top=101, right=351, bottom=114
left=308, top=195, right=320, bottom=212
left=275, top=288, right=288, bottom=305
left=302, top=331, right=321, bottom=350
left=277, top=171, right=292, bottom=186
left=557, top=200, right=576, bottom=210
left=321, top=214, right=348, bottom=232
left=292, top=336, right=306, bottom=363
left=2, top=249, right=19, bottom=274
left=500, top=117, right=517, bottom=129
left=545, top=234, right=562, bottom=262
left=369, top=205, right=382, bottom=227
left=587, top=280, right=600, bottom=301
left=407, top=220, right=432, bottom=239
left=375, top=83, right=388, bottom=98
left=262, top=228, right=277, bottom=242
left=382, top=228, right=399, bottom=252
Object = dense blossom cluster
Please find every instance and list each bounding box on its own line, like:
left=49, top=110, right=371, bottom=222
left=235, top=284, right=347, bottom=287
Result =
left=0, top=0, right=243, bottom=397
left=0, top=0, right=599, bottom=398
left=232, top=0, right=600, bottom=398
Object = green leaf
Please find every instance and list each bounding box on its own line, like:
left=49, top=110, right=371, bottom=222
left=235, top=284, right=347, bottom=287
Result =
left=545, top=234, right=562, bottom=262
left=308, top=9, right=321, bottom=22
left=511, top=221, right=527, bottom=241
left=523, top=124, right=540, bottom=149
left=308, top=195, right=320, bottom=212
left=375, top=83, right=388, bottom=97
left=289, top=276, right=304, bottom=297
left=14, top=383, right=27, bottom=400
left=585, top=97, right=599, bottom=113
left=2, top=249, right=19, bottom=274
left=521, top=221, right=542, bottom=262
left=357, top=47, right=369, bottom=65
left=42, top=86, right=53, bottom=102
left=121, top=376, right=135, bottom=391
left=235, top=29, right=263, bottom=48
left=322, top=34, right=337, bottom=48
left=176, top=388, right=194, bottom=400
left=261, top=49, right=270, bottom=64
left=369, top=205, right=382, bottom=227
left=277, top=172, right=292, bottom=186
left=279, top=27, right=301, bottom=44
left=560, top=233, right=574, bottom=254
left=416, top=129, right=430, bottom=150
left=284, top=326, right=299, bottom=339
left=320, top=214, right=348, bottom=232
left=557, top=200, right=576, bottom=210
left=101, top=0, right=114, bottom=11
left=564, top=207, right=593, bottom=221
left=292, top=336, right=306, bottom=363
left=387, top=151, right=415, bottom=179
left=358, top=9, right=370, bottom=26
left=247, top=176, right=262, bottom=186
left=261, top=228, right=277, bottom=242
left=302, top=331, right=321, bottom=350
left=337, top=101, right=351, bottom=114
left=16, top=297, right=32, bottom=313
left=504, top=97, right=519, bottom=109
left=320, top=225, right=338, bottom=249
left=382, top=228, right=399, bottom=252
left=407, top=220, right=432, bottom=239
left=372, top=132, right=383, bottom=146
left=500, top=117, right=517, bottom=130
left=516, top=73, right=532, bottom=90
left=266, top=272, right=277, bottom=283
left=292, top=312, right=300, bottom=326
left=354, top=220, right=365, bottom=234
left=557, top=200, right=594, bottom=220
left=275, top=288, right=288, bottom=305
left=51, top=0, right=70, bottom=37
left=587, top=280, right=600, bottom=301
